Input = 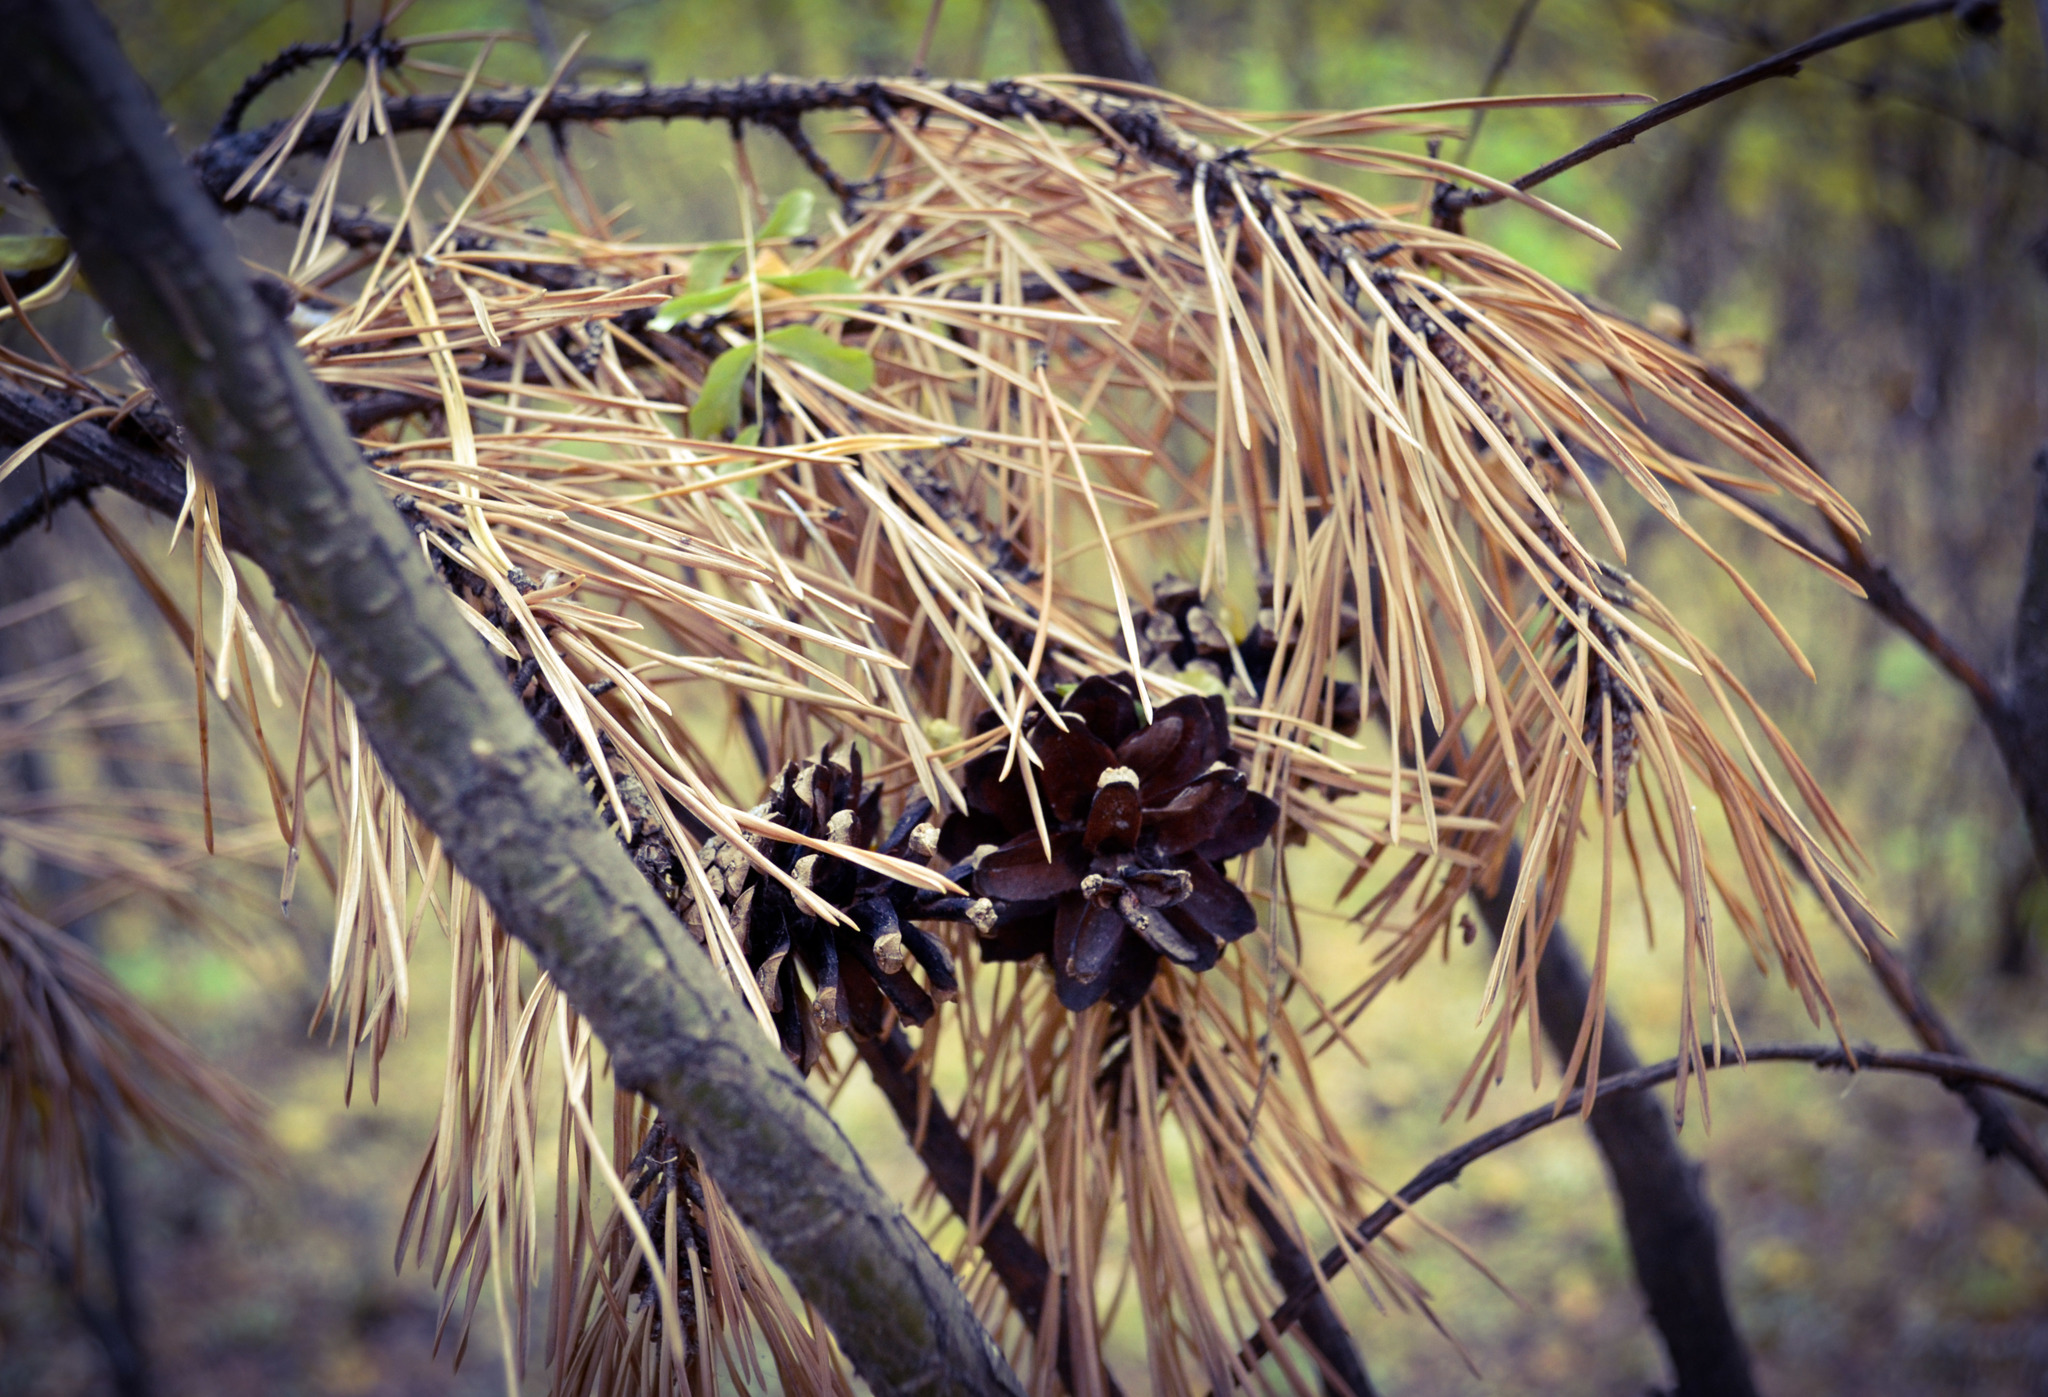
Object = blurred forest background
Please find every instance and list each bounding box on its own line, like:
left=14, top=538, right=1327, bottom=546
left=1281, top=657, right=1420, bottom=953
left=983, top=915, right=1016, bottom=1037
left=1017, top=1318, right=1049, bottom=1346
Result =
left=1, top=0, right=2044, bottom=1393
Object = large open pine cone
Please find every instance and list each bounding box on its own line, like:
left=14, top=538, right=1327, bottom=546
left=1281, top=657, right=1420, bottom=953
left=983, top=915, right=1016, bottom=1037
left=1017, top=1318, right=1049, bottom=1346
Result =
left=939, top=675, right=1281, bottom=1011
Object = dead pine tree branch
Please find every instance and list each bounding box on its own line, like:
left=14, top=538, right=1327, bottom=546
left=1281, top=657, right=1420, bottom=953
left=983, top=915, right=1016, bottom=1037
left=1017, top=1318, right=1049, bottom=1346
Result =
left=0, top=382, right=193, bottom=532
left=1435, top=0, right=2004, bottom=227
left=0, top=5, right=1022, bottom=1394
left=1215, top=1039, right=2048, bottom=1387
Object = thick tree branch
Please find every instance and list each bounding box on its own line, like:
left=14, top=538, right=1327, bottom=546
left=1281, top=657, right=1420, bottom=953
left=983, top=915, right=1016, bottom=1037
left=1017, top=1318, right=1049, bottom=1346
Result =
left=1034, top=0, right=1157, bottom=85
left=858, top=1029, right=1122, bottom=1397
left=1436, top=0, right=1999, bottom=224
left=1477, top=847, right=1758, bottom=1397
left=1216, top=1038, right=2048, bottom=1384
left=0, top=5, right=1020, bottom=1394
left=1999, top=447, right=2048, bottom=875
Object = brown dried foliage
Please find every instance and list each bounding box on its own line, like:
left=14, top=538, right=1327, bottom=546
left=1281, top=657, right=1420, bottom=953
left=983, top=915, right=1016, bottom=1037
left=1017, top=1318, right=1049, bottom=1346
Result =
left=0, top=40, right=1885, bottom=1394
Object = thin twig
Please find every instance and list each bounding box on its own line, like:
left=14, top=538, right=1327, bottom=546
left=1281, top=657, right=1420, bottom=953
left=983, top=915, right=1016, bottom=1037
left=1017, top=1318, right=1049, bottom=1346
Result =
left=212, top=32, right=405, bottom=139
left=1457, top=0, right=1547, bottom=163
left=0, top=474, right=97, bottom=551
left=1436, top=0, right=1996, bottom=223
left=1216, top=1040, right=2048, bottom=1381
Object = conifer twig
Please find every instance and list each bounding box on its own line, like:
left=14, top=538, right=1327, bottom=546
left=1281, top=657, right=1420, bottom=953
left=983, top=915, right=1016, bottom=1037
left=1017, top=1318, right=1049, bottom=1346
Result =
left=1433, top=0, right=2001, bottom=225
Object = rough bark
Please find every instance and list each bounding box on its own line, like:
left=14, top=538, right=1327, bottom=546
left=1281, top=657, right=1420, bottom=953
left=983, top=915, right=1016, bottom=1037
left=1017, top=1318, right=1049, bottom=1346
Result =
left=1475, top=848, right=1760, bottom=1397
left=0, top=5, right=1020, bottom=1394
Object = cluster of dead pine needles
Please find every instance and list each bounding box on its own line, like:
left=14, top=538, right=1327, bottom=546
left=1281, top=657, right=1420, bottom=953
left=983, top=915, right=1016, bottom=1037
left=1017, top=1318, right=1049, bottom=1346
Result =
left=0, top=25, right=1888, bottom=1396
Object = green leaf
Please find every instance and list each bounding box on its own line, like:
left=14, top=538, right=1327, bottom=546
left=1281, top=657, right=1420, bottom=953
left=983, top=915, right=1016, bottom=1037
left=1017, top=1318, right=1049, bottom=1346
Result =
left=649, top=283, right=743, bottom=331
left=691, top=342, right=758, bottom=439
left=0, top=234, right=68, bottom=274
left=733, top=424, right=763, bottom=449
left=687, top=243, right=743, bottom=290
left=760, top=268, right=862, bottom=298
left=758, top=188, right=815, bottom=240
left=763, top=324, right=874, bottom=392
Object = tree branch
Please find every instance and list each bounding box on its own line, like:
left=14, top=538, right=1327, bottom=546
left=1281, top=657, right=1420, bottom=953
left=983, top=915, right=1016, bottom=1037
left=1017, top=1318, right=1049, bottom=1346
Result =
left=1034, top=0, right=1157, bottom=85
left=1476, top=847, right=1758, bottom=1397
left=1436, top=0, right=1999, bottom=224
left=0, top=473, right=98, bottom=552
left=1215, top=1039, right=2048, bottom=1383
left=0, top=5, right=1020, bottom=1394
left=1998, top=446, right=2048, bottom=874
left=187, top=75, right=1215, bottom=212
left=857, top=1027, right=1121, bottom=1397
left=0, top=382, right=200, bottom=536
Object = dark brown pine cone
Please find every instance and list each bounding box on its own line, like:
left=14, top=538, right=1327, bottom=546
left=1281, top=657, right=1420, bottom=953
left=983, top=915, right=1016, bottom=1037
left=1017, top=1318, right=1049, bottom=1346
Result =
left=937, top=675, right=1281, bottom=1012
left=682, top=747, right=964, bottom=1073
left=1132, top=574, right=1361, bottom=736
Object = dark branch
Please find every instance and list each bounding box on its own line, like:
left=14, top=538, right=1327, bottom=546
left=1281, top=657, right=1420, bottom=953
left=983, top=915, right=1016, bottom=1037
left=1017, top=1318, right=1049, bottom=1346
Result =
left=1242, top=1170, right=1380, bottom=1397
left=213, top=34, right=405, bottom=139
left=187, top=76, right=1213, bottom=211
left=1475, top=847, right=1757, bottom=1397
left=1999, top=446, right=2048, bottom=877
left=1437, top=0, right=1995, bottom=223
left=0, top=382, right=199, bottom=536
left=1035, top=0, right=1157, bottom=85
left=0, top=473, right=98, bottom=551
left=858, top=1029, right=1123, bottom=1397
left=1218, top=1040, right=2048, bottom=1382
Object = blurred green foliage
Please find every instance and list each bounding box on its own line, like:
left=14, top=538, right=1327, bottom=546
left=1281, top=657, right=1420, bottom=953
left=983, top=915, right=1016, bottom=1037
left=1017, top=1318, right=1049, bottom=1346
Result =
left=3, top=0, right=2045, bottom=1393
